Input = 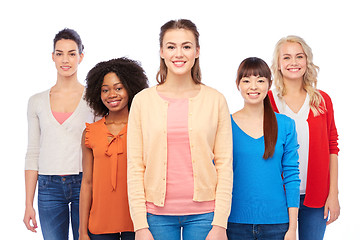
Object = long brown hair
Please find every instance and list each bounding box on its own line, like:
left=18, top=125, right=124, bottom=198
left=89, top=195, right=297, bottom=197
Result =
left=156, top=19, right=201, bottom=84
left=236, top=57, right=278, bottom=159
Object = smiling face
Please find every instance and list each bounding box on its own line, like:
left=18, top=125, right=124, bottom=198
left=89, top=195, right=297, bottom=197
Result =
left=238, top=75, right=270, bottom=106
left=160, top=28, right=200, bottom=79
left=52, top=39, right=84, bottom=78
left=101, top=72, right=129, bottom=114
left=278, top=42, right=307, bottom=82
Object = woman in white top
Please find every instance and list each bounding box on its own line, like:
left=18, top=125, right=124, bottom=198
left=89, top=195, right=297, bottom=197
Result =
left=23, top=28, right=94, bottom=240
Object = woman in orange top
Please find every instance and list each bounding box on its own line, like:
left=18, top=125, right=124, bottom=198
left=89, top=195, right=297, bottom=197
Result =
left=79, top=58, right=148, bottom=240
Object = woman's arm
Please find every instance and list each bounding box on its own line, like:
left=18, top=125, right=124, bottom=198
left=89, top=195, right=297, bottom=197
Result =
left=127, top=94, right=149, bottom=232
left=324, top=154, right=340, bottom=225
left=209, top=94, right=233, bottom=231
left=23, top=96, right=40, bottom=232
left=23, top=170, right=38, bottom=232
left=79, top=130, right=94, bottom=240
left=284, top=207, right=298, bottom=240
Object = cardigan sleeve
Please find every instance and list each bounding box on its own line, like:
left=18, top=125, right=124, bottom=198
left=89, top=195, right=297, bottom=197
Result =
left=281, top=117, right=300, bottom=208
left=25, top=95, right=40, bottom=171
left=127, top=93, right=148, bottom=231
left=211, top=93, right=233, bottom=228
left=320, top=91, right=339, bottom=155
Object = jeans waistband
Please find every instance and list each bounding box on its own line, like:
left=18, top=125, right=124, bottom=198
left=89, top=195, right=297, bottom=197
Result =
left=38, top=173, right=82, bottom=183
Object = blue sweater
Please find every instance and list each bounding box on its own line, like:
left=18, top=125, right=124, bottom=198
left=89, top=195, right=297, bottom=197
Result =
left=228, top=113, right=300, bottom=224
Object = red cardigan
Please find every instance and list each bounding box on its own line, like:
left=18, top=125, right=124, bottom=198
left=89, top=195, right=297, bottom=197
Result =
left=269, top=90, right=339, bottom=208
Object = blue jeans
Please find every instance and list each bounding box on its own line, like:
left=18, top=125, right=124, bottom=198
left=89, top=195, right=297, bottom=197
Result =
left=227, top=222, right=289, bottom=240
left=38, top=174, right=82, bottom=240
left=147, top=212, right=214, bottom=240
left=88, top=230, right=135, bottom=240
left=298, top=194, right=327, bottom=240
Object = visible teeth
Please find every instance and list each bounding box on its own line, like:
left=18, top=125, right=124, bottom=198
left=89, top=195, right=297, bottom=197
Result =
left=109, top=101, right=119, bottom=107
left=249, top=93, right=259, bottom=96
left=289, top=68, right=299, bottom=72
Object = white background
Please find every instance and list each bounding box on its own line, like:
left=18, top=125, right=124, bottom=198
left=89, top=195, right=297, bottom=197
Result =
left=0, top=0, right=358, bottom=239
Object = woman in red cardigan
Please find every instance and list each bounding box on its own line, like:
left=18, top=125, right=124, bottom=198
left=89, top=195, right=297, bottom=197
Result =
left=269, top=35, right=340, bottom=240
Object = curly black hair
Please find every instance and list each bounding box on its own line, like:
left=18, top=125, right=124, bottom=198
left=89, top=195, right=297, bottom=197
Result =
left=84, top=57, right=148, bottom=117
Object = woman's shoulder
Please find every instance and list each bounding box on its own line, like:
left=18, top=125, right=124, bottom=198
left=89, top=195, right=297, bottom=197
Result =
left=200, top=84, right=227, bottom=102
left=317, top=89, right=333, bottom=102
left=275, top=112, right=295, bottom=128
left=28, top=89, right=49, bottom=102
left=86, top=117, right=105, bottom=128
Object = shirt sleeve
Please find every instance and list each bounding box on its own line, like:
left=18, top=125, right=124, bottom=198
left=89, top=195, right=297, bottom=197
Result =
left=127, top=93, right=148, bottom=231
left=282, top=117, right=301, bottom=208
left=25, top=96, right=40, bottom=171
left=322, top=92, right=339, bottom=155
left=84, top=123, right=92, bottom=149
left=212, top=93, right=233, bottom=228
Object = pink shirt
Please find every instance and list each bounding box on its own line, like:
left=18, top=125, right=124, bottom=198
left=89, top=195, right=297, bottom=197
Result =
left=146, top=95, right=215, bottom=215
left=52, top=111, right=73, bottom=125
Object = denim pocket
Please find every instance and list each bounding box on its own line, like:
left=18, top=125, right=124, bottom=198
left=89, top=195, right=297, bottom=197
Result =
left=38, top=176, right=49, bottom=190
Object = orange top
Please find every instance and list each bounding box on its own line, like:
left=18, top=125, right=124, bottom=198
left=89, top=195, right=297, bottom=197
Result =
left=85, top=117, right=133, bottom=234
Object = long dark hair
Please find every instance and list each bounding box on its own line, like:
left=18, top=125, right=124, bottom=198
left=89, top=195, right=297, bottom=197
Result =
left=236, top=57, right=278, bottom=159
left=156, top=19, right=201, bottom=84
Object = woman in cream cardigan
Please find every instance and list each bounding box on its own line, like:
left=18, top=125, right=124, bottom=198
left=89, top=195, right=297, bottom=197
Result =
left=127, top=19, right=233, bottom=240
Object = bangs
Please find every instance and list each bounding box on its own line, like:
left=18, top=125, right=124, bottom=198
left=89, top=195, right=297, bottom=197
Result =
left=237, top=57, right=271, bottom=80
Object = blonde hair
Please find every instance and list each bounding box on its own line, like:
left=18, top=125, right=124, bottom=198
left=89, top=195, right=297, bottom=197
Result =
left=271, top=35, right=325, bottom=116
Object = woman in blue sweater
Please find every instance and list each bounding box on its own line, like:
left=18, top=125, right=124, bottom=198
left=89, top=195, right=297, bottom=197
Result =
left=227, top=57, right=300, bottom=240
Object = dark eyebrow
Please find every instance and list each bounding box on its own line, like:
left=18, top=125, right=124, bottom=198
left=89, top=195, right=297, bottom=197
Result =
left=55, top=49, right=77, bottom=52
left=165, top=41, right=193, bottom=46
left=102, top=82, right=122, bottom=87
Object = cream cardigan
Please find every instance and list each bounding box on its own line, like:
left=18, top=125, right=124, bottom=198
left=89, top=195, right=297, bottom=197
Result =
left=25, top=89, right=94, bottom=175
left=127, top=85, right=233, bottom=231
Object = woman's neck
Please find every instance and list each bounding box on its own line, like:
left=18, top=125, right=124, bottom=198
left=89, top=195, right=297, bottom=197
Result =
left=283, top=77, right=306, bottom=96
left=53, top=73, right=82, bottom=92
left=106, top=108, right=129, bottom=124
left=163, top=72, right=195, bottom=89
left=242, top=102, right=264, bottom=119
left=158, top=72, right=200, bottom=98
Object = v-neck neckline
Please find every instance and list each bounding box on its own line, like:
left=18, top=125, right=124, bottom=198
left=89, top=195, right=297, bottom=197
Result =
left=47, top=89, right=84, bottom=126
left=284, top=93, right=310, bottom=116
left=231, top=115, right=264, bottom=140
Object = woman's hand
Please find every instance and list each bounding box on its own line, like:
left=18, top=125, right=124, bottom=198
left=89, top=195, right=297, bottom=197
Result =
left=135, top=228, right=154, bottom=240
left=205, top=225, right=227, bottom=240
left=23, top=206, right=37, bottom=232
left=79, top=233, right=91, bottom=240
left=284, top=228, right=296, bottom=240
left=324, top=193, right=340, bottom=225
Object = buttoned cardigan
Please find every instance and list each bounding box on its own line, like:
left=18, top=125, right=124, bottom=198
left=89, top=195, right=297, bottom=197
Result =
left=269, top=90, right=339, bottom=207
left=127, top=85, right=233, bottom=231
